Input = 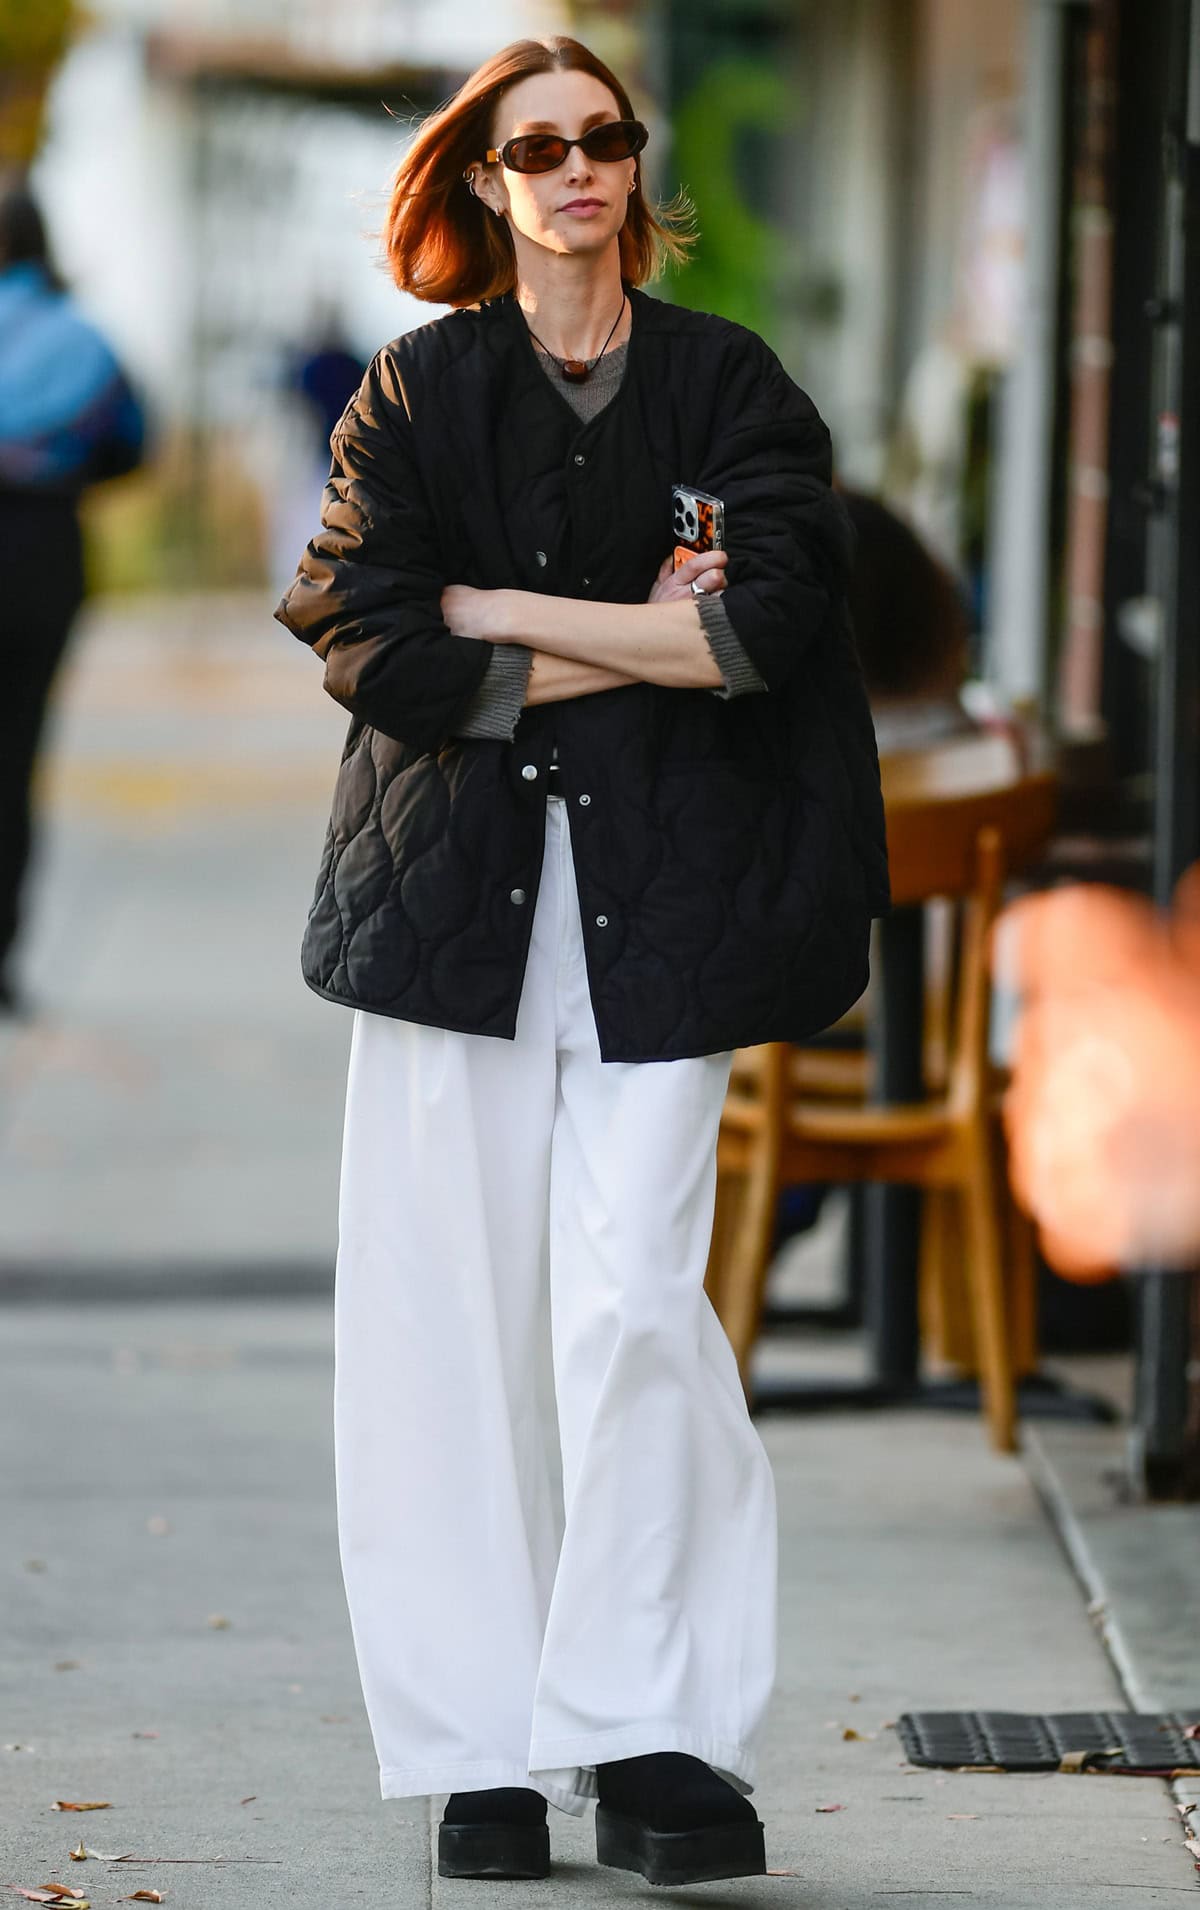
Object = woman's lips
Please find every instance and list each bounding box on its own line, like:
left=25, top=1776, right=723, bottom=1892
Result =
left=561, top=200, right=605, bottom=216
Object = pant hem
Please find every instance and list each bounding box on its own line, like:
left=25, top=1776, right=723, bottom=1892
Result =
left=378, top=1725, right=757, bottom=1820
left=378, top=1756, right=590, bottom=1818
left=529, top=1721, right=758, bottom=1811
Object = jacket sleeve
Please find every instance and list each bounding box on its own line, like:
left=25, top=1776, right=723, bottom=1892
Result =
left=694, top=590, right=769, bottom=698
left=700, top=332, right=855, bottom=693
left=273, top=347, right=493, bottom=754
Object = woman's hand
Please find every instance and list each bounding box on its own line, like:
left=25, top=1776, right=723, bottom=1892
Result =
left=648, top=548, right=728, bottom=604
left=440, top=584, right=513, bottom=641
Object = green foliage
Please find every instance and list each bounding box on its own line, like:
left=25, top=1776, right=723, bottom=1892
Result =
left=0, top=0, right=76, bottom=166
left=667, top=56, right=797, bottom=342
left=0, top=0, right=75, bottom=62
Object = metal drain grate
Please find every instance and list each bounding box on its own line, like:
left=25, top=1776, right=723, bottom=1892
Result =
left=897, top=1710, right=1200, bottom=1774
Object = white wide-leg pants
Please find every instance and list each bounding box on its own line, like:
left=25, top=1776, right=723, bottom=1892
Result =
left=331, top=791, right=778, bottom=1817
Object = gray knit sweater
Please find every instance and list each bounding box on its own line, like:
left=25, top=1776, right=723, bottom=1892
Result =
left=453, top=336, right=767, bottom=742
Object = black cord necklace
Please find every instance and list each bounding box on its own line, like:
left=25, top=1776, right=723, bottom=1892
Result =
left=524, top=295, right=627, bottom=383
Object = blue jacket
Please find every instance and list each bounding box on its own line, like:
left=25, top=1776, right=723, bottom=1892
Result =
left=0, top=260, right=145, bottom=493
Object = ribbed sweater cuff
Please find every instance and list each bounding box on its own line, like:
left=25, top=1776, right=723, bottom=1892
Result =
left=452, top=643, right=533, bottom=740
left=695, top=591, right=769, bottom=698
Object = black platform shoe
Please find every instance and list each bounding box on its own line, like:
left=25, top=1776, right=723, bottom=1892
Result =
left=437, top=1786, right=551, bottom=1880
left=595, top=1751, right=766, bottom=1886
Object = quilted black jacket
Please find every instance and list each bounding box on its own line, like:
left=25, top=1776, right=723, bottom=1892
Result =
left=275, top=279, right=890, bottom=1062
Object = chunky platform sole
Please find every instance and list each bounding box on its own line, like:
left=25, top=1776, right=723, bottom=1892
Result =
left=595, top=1804, right=766, bottom=1886
left=436, top=1820, right=551, bottom=1880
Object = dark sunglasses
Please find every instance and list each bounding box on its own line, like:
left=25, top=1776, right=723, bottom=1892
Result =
left=483, top=118, right=648, bottom=176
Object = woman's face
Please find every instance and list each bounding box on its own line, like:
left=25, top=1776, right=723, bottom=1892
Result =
left=474, top=69, right=637, bottom=261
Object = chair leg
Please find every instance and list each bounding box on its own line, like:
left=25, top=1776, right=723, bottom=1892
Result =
left=960, top=1137, right=1018, bottom=1453
left=1005, top=1199, right=1040, bottom=1379
left=989, top=1106, right=1039, bottom=1378
left=717, top=1150, right=781, bottom=1394
left=705, top=1167, right=742, bottom=1315
left=918, top=1189, right=947, bottom=1362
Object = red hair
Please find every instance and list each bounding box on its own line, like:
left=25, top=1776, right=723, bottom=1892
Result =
left=380, top=36, right=696, bottom=307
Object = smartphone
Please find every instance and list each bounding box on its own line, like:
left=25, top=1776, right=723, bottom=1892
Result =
left=671, top=482, right=725, bottom=573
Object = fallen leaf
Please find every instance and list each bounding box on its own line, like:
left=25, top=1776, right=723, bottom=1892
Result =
left=766, top=1871, right=800, bottom=1877
left=53, top=1663, right=80, bottom=1673
left=145, top=1518, right=170, bottom=1536
left=319, top=1715, right=348, bottom=1724
left=239, top=1796, right=256, bottom=1806
left=123, top=1894, right=164, bottom=1903
left=24, top=1560, right=47, bottom=1572
left=842, top=1727, right=875, bottom=1741
left=1057, top=1748, right=1122, bottom=1773
left=286, top=1683, right=303, bottom=1693
left=4, top=1744, right=35, bottom=1753
left=1185, top=1837, right=1200, bottom=1860
left=6, top=1892, right=89, bottom=1906
left=78, top=1851, right=131, bottom=1864
left=815, top=1803, right=845, bottom=1813
left=131, top=1732, right=159, bottom=1740
left=205, top=1615, right=230, bottom=1630
left=51, top=1803, right=112, bottom=1813
left=68, top=1846, right=86, bottom=1863
left=947, top=1813, right=980, bottom=1820
left=848, top=1693, right=861, bottom=1703
left=38, top=1891, right=86, bottom=1903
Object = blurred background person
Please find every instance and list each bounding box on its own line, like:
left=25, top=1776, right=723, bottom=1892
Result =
left=840, top=485, right=979, bottom=754
left=0, top=170, right=146, bottom=1016
left=999, top=865, right=1200, bottom=1279
left=270, top=299, right=366, bottom=594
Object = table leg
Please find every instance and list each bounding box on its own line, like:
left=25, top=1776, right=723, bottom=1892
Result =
left=866, top=906, right=925, bottom=1388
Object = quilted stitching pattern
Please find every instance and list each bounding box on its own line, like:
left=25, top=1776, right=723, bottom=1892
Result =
left=275, top=285, right=890, bottom=1062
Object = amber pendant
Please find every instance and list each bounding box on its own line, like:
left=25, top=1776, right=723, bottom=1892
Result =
left=561, top=359, right=591, bottom=382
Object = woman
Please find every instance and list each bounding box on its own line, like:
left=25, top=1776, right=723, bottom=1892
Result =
left=0, top=174, right=145, bottom=1015
left=276, top=35, right=888, bottom=1888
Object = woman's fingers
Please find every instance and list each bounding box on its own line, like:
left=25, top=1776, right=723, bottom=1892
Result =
left=678, top=548, right=728, bottom=582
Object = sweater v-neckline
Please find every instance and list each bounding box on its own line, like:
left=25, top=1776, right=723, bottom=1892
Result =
left=496, top=279, right=641, bottom=434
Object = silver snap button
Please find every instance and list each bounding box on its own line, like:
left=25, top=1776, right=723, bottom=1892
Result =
left=578, top=793, right=591, bottom=806
left=510, top=888, right=526, bottom=904
left=521, top=763, right=538, bottom=780
left=535, top=549, right=547, bottom=566
left=581, top=575, right=591, bottom=587
left=595, top=913, right=608, bottom=927
left=573, top=452, right=586, bottom=465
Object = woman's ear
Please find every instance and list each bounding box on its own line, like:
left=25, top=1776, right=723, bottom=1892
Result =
left=468, top=167, right=503, bottom=219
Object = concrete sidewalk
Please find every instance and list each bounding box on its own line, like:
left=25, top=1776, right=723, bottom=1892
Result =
left=2, top=1298, right=1194, bottom=1910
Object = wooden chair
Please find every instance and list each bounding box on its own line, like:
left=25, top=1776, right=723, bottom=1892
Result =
left=705, top=760, right=1057, bottom=1453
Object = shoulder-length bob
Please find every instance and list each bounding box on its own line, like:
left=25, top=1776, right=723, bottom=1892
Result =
left=381, top=36, right=696, bottom=307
